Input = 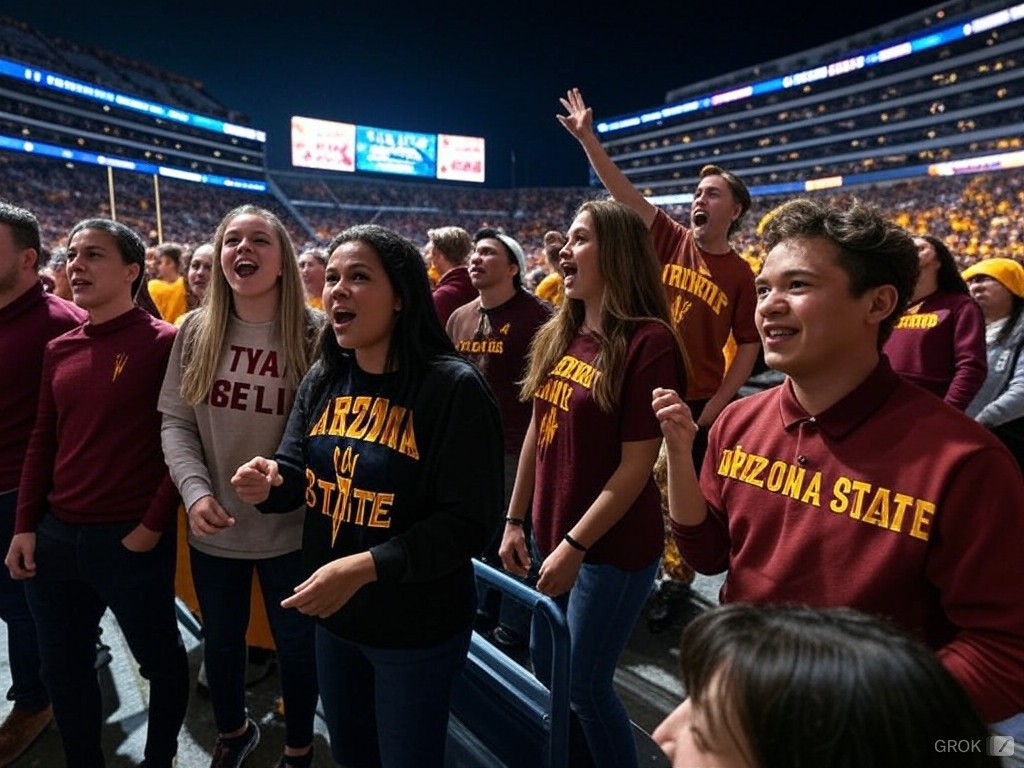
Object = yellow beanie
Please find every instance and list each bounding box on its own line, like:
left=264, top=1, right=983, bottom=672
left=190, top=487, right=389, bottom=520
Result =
left=962, top=258, right=1024, bottom=298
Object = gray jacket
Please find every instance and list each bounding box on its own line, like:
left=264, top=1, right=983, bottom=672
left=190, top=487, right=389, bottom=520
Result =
left=966, top=311, right=1024, bottom=427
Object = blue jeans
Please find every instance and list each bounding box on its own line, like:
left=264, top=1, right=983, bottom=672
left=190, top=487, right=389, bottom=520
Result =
left=0, top=492, right=48, bottom=711
left=189, top=547, right=318, bottom=749
left=531, top=557, right=658, bottom=768
left=25, top=515, right=188, bottom=768
left=316, top=624, right=472, bottom=768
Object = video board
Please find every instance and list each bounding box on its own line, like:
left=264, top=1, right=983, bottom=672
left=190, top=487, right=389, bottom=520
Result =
left=291, top=115, right=484, bottom=183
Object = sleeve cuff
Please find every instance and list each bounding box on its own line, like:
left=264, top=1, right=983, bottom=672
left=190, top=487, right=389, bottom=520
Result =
left=369, top=539, right=408, bottom=584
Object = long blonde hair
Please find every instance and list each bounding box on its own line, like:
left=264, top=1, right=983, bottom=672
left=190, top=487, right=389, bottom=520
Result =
left=179, top=205, right=316, bottom=404
left=520, top=199, right=685, bottom=412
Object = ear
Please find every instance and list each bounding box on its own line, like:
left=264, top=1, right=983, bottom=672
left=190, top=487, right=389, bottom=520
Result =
left=866, top=284, right=899, bottom=326
left=126, top=261, right=141, bottom=285
left=21, top=248, right=38, bottom=272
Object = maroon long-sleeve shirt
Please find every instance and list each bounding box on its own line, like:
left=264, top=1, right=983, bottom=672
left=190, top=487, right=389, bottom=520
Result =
left=17, top=307, right=180, bottom=533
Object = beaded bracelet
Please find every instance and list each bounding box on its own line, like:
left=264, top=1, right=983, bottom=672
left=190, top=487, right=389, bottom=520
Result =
left=505, top=516, right=525, bottom=526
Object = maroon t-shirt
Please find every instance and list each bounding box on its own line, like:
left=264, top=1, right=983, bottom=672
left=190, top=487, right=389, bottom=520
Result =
left=531, top=322, right=685, bottom=569
left=650, top=210, right=758, bottom=400
left=0, top=282, right=86, bottom=492
left=446, top=291, right=552, bottom=454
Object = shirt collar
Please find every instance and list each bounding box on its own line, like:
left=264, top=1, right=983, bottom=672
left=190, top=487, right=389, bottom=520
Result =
left=779, top=357, right=900, bottom=439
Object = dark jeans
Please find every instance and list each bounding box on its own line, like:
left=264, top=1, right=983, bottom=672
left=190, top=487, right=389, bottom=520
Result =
left=189, top=547, right=317, bottom=749
left=316, top=624, right=472, bottom=768
left=25, top=515, right=188, bottom=768
left=0, top=492, right=48, bottom=711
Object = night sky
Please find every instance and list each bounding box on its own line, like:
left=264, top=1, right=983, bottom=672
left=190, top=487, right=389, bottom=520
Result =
left=10, top=0, right=943, bottom=187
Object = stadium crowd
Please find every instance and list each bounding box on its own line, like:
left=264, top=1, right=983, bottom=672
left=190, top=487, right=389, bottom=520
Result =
left=3, top=151, right=1023, bottom=276
left=3, top=144, right=1024, bottom=767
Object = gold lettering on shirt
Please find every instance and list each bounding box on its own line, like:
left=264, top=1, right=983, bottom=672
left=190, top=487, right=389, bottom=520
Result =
left=661, top=264, right=730, bottom=317
left=716, top=444, right=935, bottom=542
left=308, top=396, right=418, bottom=459
left=894, top=313, right=940, bottom=330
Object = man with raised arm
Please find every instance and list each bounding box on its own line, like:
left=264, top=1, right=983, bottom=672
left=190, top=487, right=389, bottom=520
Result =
left=558, top=87, right=760, bottom=467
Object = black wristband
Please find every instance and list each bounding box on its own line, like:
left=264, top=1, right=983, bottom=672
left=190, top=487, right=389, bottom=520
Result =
left=563, top=532, right=588, bottom=552
left=505, top=516, right=525, bottom=527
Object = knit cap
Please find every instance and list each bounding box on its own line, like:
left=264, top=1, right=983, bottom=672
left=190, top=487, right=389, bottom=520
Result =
left=962, top=258, right=1024, bottom=298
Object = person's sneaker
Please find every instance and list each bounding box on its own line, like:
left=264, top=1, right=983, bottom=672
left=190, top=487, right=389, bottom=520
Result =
left=274, top=748, right=313, bottom=768
left=0, top=704, right=53, bottom=767
left=209, top=718, right=260, bottom=768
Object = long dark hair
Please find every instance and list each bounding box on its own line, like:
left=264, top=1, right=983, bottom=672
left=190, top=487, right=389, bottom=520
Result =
left=313, top=225, right=455, bottom=400
left=919, top=235, right=969, bottom=295
left=679, top=604, right=998, bottom=768
left=998, top=295, right=1024, bottom=347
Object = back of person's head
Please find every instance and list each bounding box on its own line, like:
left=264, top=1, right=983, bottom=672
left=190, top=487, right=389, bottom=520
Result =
left=699, top=165, right=751, bottom=236
left=679, top=604, right=998, bottom=768
left=427, top=226, right=472, bottom=266
left=156, top=242, right=184, bottom=272
left=920, top=235, right=969, bottom=295
left=760, top=198, right=919, bottom=345
left=0, top=200, right=42, bottom=264
left=543, top=230, right=566, bottom=249
left=68, top=218, right=147, bottom=298
left=473, top=227, right=527, bottom=290
left=324, top=224, right=454, bottom=378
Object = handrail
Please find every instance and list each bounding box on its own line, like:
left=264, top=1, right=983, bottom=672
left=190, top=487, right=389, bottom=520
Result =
left=472, top=559, right=570, bottom=768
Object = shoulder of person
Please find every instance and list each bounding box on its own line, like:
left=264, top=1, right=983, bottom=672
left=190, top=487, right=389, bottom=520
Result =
left=448, top=297, right=482, bottom=322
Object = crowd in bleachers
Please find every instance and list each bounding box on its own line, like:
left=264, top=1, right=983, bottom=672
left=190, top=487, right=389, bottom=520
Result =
left=2, top=149, right=1022, bottom=276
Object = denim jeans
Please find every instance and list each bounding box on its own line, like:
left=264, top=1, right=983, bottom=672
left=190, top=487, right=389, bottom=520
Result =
left=0, top=492, right=48, bottom=711
left=189, top=546, right=318, bottom=749
left=25, top=514, right=188, bottom=768
left=315, top=624, right=472, bottom=768
left=531, top=557, right=658, bottom=768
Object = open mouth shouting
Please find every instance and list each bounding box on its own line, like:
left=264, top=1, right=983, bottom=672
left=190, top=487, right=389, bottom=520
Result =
left=691, top=209, right=709, bottom=227
left=561, top=261, right=578, bottom=288
left=233, top=258, right=259, bottom=278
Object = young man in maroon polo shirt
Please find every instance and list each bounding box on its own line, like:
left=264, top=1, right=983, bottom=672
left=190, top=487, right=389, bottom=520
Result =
left=653, top=198, right=1024, bottom=755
